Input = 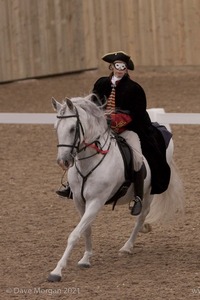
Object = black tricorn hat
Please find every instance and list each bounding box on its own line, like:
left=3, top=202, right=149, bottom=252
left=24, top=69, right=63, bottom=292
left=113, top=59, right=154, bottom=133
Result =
left=102, top=51, right=134, bottom=70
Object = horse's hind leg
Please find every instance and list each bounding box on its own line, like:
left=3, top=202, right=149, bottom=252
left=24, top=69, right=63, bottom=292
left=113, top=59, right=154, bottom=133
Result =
left=73, top=200, right=93, bottom=268
left=119, top=195, right=153, bottom=254
left=77, top=225, right=93, bottom=268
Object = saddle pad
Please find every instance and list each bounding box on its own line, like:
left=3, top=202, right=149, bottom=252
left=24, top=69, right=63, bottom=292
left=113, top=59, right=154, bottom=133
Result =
left=152, top=122, right=172, bottom=148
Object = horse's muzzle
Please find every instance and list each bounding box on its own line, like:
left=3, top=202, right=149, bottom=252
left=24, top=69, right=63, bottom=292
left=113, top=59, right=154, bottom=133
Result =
left=57, top=159, right=69, bottom=171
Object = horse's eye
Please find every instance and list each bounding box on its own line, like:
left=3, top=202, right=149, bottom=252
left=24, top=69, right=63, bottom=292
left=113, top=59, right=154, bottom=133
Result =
left=70, top=126, right=75, bottom=134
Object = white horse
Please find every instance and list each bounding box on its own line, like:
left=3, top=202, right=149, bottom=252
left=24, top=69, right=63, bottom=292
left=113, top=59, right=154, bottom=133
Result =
left=48, top=95, right=184, bottom=282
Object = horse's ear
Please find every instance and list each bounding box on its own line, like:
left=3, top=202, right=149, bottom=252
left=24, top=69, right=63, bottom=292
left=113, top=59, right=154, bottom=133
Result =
left=52, top=97, right=61, bottom=111
left=91, top=93, right=103, bottom=107
left=65, top=98, right=74, bottom=111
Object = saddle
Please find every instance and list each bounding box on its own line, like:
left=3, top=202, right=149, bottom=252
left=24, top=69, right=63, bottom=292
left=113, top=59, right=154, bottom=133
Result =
left=105, top=123, right=172, bottom=207
left=105, top=134, right=134, bottom=210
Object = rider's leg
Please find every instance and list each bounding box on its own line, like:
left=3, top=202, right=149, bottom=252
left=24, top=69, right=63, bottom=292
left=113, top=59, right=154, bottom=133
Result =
left=119, top=131, right=144, bottom=215
left=131, top=163, right=146, bottom=215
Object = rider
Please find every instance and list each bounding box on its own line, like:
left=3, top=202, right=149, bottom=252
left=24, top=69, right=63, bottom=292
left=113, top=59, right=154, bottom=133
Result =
left=56, top=51, right=171, bottom=216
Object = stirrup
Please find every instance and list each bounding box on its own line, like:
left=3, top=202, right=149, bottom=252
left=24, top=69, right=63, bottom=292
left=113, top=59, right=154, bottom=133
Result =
left=56, top=183, right=73, bottom=199
left=129, top=196, right=142, bottom=216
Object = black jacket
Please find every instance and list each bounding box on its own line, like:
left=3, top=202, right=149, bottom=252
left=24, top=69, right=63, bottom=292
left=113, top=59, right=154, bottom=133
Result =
left=92, top=74, right=152, bottom=135
left=92, top=73, right=171, bottom=194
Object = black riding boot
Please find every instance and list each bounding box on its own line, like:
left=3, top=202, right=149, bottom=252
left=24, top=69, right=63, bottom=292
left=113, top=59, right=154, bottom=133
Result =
left=130, top=163, right=146, bottom=216
left=56, top=183, right=73, bottom=199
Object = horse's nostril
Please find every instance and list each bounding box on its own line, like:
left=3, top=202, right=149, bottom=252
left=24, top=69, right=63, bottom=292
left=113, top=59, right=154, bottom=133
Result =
left=64, top=161, right=69, bottom=168
left=57, top=159, right=68, bottom=170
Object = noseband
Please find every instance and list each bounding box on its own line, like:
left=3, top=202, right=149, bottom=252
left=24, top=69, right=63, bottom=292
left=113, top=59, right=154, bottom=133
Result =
left=56, top=107, right=84, bottom=155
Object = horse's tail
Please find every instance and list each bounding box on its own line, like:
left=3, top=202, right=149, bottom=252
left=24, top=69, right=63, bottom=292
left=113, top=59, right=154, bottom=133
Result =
left=145, top=159, right=184, bottom=224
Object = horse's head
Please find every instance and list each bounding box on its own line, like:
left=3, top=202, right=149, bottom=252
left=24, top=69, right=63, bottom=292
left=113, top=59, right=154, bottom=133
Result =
left=52, top=94, right=109, bottom=170
left=52, top=97, right=84, bottom=170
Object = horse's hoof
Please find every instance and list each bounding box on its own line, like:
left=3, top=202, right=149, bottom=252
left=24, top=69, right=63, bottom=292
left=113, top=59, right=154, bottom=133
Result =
left=140, top=223, right=152, bottom=233
left=78, top=263, right=91, bottom=269
left=118, top=249, right=133, bottom=256
left=47, top=274, right=62, bottom=282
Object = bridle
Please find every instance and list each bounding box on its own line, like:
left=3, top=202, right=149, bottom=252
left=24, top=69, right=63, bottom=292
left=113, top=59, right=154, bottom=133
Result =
left=56, top=105, right=111, bottom=202
left=56, top=107, right=84, bottom=156
left=56, top=106, right=110, bottom=157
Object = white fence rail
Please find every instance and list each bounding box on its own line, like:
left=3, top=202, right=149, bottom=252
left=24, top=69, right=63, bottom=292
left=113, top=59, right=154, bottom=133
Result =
left=0, top=109, right=200, bottom=125
left=0, top=113, right=56, bottom=124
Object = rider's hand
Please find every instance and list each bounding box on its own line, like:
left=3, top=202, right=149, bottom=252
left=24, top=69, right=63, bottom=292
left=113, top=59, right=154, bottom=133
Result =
left=109, top=113, right=132, bottom=133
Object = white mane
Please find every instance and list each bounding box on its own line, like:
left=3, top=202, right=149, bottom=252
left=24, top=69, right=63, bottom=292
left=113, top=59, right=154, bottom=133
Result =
left=69, top=94, right=109, bottom=141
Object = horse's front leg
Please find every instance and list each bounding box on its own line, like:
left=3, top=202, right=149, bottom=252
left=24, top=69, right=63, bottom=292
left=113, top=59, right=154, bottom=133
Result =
left=48, top=200, right=104, bottom=282
left=48, top=230, right=76, bottom=282
left=119, top=194, right=153, bottom=254
left=77, top=225, right=92, bottom=268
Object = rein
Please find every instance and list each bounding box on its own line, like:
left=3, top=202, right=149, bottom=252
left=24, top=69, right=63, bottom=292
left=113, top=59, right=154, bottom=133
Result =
left=75, top=139, right=111, bottom=202
left=83, top=141, right=109, bottom=154
left=74, top=128, right=111, bottom=202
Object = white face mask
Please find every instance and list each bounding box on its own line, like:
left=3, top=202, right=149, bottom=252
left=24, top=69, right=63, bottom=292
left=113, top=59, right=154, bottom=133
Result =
left=113, top=62, right=127, bottom=70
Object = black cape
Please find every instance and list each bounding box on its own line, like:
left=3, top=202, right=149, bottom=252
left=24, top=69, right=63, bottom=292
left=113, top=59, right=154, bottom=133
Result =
left=92, top=74, right=171, bottom=194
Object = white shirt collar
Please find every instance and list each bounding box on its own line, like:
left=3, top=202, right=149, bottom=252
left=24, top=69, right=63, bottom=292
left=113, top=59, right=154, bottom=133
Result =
left=111, top=75, right=122, bottom=85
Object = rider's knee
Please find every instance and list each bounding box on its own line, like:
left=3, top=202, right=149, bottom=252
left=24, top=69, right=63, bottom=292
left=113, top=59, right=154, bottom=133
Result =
left=120, top=130, right=143, bottom=171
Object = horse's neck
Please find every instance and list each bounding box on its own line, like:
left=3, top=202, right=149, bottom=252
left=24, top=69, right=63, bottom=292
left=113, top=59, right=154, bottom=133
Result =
left=76, top=132, right=111, bottom=170
left=83, top=119, right=109, bottom=148
left=76, top=109, right=111, bottom=170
